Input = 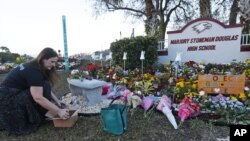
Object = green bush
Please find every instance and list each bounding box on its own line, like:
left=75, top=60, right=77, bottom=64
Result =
left=110, top=36, right=158, bottom=71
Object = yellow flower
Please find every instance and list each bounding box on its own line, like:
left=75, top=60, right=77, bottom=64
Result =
left=199, top=61, right=205, bottom=65
left=192, top=84, right=197, bottom=89
left=245, top=59, right=250, bottom=64
left=185, top=92, right=193, bottom=98
left=192, top=92, right=200, bottom=96
left=193, top=80, right=198, bottom=83
left=230, top=96, right=237, bottom=101
left=175, top=87, right=180, bottom=92
left=185, top=92, right=199, bottom=98
left=239, top=92, right=246, bottom=99
left=176, top=81, right=185, bottom=87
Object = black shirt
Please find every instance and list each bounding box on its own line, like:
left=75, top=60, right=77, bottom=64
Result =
left=1, top=63, right=45, bottom=90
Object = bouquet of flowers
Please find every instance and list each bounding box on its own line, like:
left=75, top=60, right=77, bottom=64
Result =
left=157, top=95, right=178, bottom=129
left=178, top=97, right=201, bottom=124
left=69, top=69, right=91, bottom=81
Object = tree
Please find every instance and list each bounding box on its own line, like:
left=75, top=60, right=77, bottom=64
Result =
left=229, top=0, right=240, bottom=25
left=199, top=0, right=212, bottom=18
left=239, top=0, right=250, bottom=33
left=92, top=0, right=245, bottom=43
left=0, top=46, right=10, bottom=53
left=211, top=0, right=250, bottom=33
left=91, top=0, right=195, bottom=40
left=210, top=0, right=240, bottom=24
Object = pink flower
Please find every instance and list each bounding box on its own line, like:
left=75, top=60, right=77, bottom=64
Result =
left=141, top=96, right=154, bottom=111
left=120, top=89, right=132, bottom=102
left=157, top=95, right=172, bottom=111
left=178, top=106, right=191, bottom=122
left=178, top=97, right=201, bottom=122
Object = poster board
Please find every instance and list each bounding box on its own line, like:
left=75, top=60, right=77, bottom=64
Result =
left=198, top=74, right=245, bottom=94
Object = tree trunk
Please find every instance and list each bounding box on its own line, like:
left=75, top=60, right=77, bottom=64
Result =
left=145, top=0, right=157, bottom=36
left=145, top=0, right=154, bottom=18
left=159, top=17, right=167, bottom=41
left=229, top=0, right=239, bottom=25
left=199, top=0, right=212, bottom=18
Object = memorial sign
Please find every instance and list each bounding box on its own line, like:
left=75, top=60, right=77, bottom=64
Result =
left=198, top=74, right=246, bottom=94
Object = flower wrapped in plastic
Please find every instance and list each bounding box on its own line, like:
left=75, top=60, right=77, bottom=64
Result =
left=107, top=85, right=127, bottom=99
left=157, top=95, right=178, bottom=129
left=120, top=89, right=132, bottom=102
left=141, top=96, right=154, bottom=111
left=127, top=94, right=142, bottom=108
left=178, top=97, right=201, bottom=123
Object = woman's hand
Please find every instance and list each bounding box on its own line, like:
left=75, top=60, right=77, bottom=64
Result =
left=58, top=102, right=68, bottom=109
left=57, top=109, right=70, bottom=119
left=51, top=92, right=68, bottom=108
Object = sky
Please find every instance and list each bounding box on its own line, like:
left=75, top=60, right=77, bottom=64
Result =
left=0, top=0, right=145, bottom=57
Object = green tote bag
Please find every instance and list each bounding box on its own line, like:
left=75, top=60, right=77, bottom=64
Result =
left=100, top=96, right=127, bottom=135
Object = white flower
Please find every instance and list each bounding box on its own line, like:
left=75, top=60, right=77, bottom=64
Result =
left=84, top=71, right=89, bottom=75
left=112, top=73, right=116, bottom=79
left=199, top=90, right=205, bottom=96
left=137, top=91, right=142, bottom=95
left=135, top=81, right=139, bottom=86
left=244, top=86, right=250, bottom=91
left=71, top=69, right=79, bottom=75
left=214, top=88, right=220, bottom=93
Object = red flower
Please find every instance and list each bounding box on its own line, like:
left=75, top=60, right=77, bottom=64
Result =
left=87, top=63, right=97, bottom=71
left=102, top=85, right=110, bottom=95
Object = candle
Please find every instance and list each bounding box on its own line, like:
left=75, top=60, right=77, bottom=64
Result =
left=109, top=52, right=112, bottom=59
left=140, top=50, right=145, bottom=60
left=123, top=52, right=127, bottom=60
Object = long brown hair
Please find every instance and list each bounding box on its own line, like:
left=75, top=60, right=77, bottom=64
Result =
left=29, top=47, right=60, bottom=86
